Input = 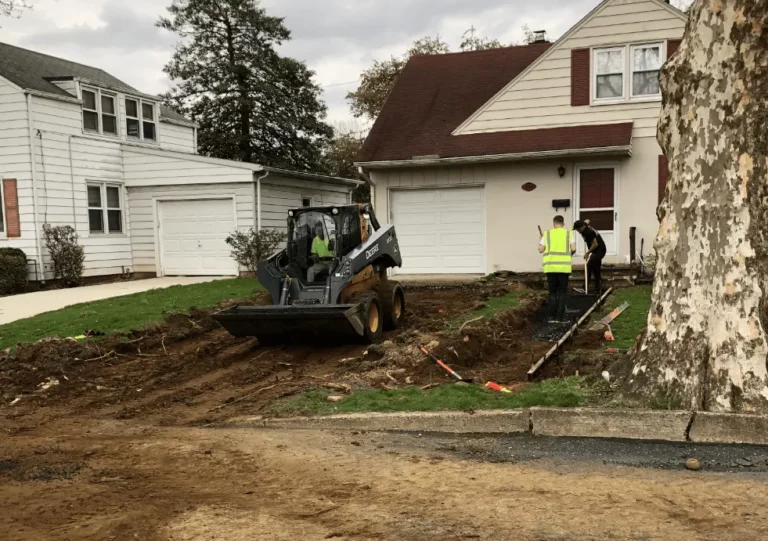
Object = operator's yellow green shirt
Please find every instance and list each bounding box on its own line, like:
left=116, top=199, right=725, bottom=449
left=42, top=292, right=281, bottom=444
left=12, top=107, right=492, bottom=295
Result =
left=312, top=237, right=333, bottom=257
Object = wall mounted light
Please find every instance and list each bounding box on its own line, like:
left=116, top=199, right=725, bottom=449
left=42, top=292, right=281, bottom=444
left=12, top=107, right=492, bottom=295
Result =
left=558, top=165, right=566, bottom=178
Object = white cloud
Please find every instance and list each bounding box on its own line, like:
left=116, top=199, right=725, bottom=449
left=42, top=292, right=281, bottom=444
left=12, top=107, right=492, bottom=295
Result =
left=1, top=0, right=598, bottom=125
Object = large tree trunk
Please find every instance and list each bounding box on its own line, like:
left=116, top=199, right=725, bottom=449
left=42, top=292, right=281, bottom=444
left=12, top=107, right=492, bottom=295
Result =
left=624, top=0, right=768, bottom=411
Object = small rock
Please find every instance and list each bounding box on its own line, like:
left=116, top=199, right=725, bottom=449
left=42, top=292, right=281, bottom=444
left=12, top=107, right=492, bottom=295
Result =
left=601, top=371, right=611, bottom=383
left=405, top=377, right=413, bottom=384
left=463, top=336, right=470, bottom=343
left=203, top=450, right=213, bottom=455
left=327, top=395, right=344, bottom=403
left=426, top=340, right=440, bottom=351
left=380, top=340, right=396, bottom=352
left=350, top=441, right=362, bottom=447
left=685, top=458, right=701, bottom=471
left=9, top=397, right=21, bottom=406
left=366, top=344, right=384, bottom=356
left=736, top=458, right=754, bottom=467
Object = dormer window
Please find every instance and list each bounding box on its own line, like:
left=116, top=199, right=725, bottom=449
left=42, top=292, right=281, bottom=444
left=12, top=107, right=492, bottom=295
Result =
left=81, top=87, right=118, bottom=135
left=126, top=98, right=157, bottom=142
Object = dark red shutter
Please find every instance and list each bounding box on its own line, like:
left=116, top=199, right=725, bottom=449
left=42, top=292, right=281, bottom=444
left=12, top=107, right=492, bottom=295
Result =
left=2, top=178, right=21, bottom=238
left=667, top=39, right=682, bottom=60
left=571, top=49, right=590, bottom=106
left=658, top=155, right=669, bottom=204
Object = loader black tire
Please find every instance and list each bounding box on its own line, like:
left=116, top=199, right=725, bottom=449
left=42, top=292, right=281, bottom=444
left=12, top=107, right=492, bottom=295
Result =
left=350, top=291, right=384, bottom=343
left=379, top=281, right=406, bottom=330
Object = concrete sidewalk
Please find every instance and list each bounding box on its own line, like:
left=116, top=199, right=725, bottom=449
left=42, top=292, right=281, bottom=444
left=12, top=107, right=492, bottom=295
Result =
left=0, top=276, right=227, bottom=325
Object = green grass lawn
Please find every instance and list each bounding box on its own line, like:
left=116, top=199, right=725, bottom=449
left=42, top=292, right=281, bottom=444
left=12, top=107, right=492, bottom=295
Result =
left=267, top=377, right=607, bottom=417
left=600, top=285, right=652, bottom=350
left=448, top=289, right=529, bottom=330
left=0, top=278, right=261, bottom=349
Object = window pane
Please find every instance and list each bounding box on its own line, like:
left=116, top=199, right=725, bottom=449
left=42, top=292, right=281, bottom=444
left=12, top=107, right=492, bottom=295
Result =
left=142, top=103, right=154, bottom=119
left=143, top=121, right=156, bottom=141
left=101, top=95, right=115, bottom=115
left=82, top=90, right=97, bottom=110
left=83, top=111, right=99, bottom=131
left=596, top=50, right=623, bottom=75
left=89, top=209, right=104, bottom=233
left=596, top=74, right=623, bottom=99
left=127, top=118, right=140, bottom=138
left=126, top=99, right=139, bottom=118
left=633, top=71, right=660, bottom=96
left=106, top=186, right=120, bottom=208
left=102, top=114, right=117, bottom=135
left=87, top=185, right=102, bottom=208
left=108, top=210, right=122, bottom=233
left=633, top=46, right=660, bottom=71
left=579, top=210, right=614, bottom=231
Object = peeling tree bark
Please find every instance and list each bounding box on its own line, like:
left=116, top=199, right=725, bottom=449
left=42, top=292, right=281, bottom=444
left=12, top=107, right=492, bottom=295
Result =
left=625, top=0, right=768, bottom=412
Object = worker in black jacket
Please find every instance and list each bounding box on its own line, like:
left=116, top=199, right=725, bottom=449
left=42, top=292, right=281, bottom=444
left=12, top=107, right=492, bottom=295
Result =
left=574, top=219, right=607, bottom=294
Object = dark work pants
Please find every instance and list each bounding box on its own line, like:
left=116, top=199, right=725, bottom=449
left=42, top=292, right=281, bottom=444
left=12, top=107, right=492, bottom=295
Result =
left=587, top=251, right=606, bottom=294
left=546, top=273, right=569, bottom=320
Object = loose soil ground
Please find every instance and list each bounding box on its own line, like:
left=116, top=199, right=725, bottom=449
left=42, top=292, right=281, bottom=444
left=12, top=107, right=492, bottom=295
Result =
left=0, top=282, right=652, bottom=540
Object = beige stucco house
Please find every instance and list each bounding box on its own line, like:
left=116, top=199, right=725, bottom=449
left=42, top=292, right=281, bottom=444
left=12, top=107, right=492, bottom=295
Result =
left=356, top=0, right=686, bottom=274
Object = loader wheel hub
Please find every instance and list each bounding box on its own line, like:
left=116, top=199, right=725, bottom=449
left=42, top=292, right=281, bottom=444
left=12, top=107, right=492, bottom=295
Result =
left=393, top=294, right=403, bottom=319
left=368, top=303, right=380, bottom=332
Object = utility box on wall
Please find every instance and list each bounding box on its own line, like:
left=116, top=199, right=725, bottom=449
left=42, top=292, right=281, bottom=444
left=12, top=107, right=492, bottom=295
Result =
left=552, top=199, right=571, bottom=211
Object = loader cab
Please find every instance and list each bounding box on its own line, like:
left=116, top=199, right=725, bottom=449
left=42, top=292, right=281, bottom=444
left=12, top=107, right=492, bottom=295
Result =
left=286, top=206, right=368, bottom=284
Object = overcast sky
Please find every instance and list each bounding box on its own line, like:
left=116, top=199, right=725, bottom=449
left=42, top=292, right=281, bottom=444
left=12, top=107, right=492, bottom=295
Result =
left=1, top=0, right=605, bottom=127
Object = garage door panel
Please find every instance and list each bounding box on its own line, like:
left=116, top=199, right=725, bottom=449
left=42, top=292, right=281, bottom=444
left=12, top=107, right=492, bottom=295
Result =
left=159, top=199, right=237, bottom=276
left=391, top=187, right=485, bottom=274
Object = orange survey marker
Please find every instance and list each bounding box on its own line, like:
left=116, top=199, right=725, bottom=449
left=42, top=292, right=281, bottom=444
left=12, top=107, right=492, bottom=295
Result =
left=485, top=382, right=512, bottom=394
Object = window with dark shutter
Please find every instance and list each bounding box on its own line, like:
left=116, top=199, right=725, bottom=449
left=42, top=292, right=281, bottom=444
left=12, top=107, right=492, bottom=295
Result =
left=2, top=179, right=21, bottom=238
left=571, top=48, right=590, bottom=106
left=658, top=155, right=669, bottom=205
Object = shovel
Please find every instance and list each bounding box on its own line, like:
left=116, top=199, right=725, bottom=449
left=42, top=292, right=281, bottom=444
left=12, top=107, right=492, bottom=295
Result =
left=419, top=345, right=474, bottom=383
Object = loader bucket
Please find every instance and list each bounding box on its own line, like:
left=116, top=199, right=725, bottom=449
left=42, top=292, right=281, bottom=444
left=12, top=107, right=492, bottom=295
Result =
left=212, top=303, right=368, bottom=344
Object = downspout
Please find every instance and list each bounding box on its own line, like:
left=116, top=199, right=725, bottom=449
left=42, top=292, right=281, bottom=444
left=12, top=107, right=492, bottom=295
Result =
left=26, top=93, right=45, bottom=282
left=68, top=135, right=76, bottom=230
left=255, top=170, right=270, bottom=231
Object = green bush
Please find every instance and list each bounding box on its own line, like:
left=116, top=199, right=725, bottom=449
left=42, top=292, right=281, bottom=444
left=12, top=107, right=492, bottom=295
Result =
left=0, top=247, right=28, bottom=294
left=43, top=226, right=85, bottom=287
left=226, top=228, right=286, bottom=274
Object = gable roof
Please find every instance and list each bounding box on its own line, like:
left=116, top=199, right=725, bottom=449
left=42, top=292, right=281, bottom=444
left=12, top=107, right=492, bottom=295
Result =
left=452, top=0, right=688, bottom=135
left=357, top=43, right=553, bottom=164
left=0, top=42, right=192, bottom=125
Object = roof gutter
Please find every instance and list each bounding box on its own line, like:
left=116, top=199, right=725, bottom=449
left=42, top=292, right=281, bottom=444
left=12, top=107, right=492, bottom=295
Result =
left=262, top=166, right=364, bottom=187
left=355, top=144, right=633, bottom=169
left=24, top=89, right=81, bottom=105
left=255, top=169, right=269, bottom=231
left=159, top=116, right=199, bottom=129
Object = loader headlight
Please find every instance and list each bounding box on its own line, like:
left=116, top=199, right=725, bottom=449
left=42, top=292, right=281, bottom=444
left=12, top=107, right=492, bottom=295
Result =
left=332, top=208, right=339, bottom=215
left=363, top=213, right=371, bottom=220
left=288, top=210, right=294, bottom=217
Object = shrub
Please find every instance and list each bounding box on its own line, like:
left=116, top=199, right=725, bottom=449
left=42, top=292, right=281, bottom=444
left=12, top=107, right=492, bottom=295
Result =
left=43, top=225, right=85, bottom=287
left=226, top=228, right=286, bottom=274
left=0, top=247, right=28, bottom=294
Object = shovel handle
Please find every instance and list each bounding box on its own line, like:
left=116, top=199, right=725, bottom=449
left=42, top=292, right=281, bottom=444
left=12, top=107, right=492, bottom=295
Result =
left=420, top=346, right=463, bottom=381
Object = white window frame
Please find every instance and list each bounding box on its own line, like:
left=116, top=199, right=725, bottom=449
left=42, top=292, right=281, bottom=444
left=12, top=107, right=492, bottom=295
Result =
left=81, top=86, right=120, bottom=137
left=0, top=180, right=6, bottom=238
left=125, top=96, right=158, bottom=142
left=87, top=182, right=125, bottom=235
left=592, top=46, right=626, bottom=103
left=630, top=42, right=664, bottom=100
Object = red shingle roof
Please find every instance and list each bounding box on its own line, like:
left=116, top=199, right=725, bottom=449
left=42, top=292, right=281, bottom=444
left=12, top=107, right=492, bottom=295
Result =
left=357, top=43, right=633, bottom=164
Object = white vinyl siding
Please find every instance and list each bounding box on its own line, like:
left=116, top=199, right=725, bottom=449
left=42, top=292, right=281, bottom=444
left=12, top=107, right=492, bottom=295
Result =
left=158, top=122, right=196, bottom=153
left=455, top=0, right=685, bottom=139
left=127, top=183, right=253, bottom=274
left=0, top=76, right=38, bottom=267
left=260, top=175, right=350, bottom=234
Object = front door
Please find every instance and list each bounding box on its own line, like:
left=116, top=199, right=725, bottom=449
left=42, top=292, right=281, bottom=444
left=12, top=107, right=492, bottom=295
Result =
left=576, top=167, right=617, bottom=255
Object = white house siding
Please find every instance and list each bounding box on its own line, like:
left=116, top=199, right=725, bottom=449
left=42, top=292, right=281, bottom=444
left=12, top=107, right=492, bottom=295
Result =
left=29, top=95, right=133, bottom=278
left=260, top=175, right=350, bottom=234
left=158, top=122, right=196, bottom=153
left=456, top=0, right=685, bottom=139
left=0, top=77, right=39, bottom=271
left=372, top=138, right=664, bottom=273
left=126, top=183, right=254, bottom=274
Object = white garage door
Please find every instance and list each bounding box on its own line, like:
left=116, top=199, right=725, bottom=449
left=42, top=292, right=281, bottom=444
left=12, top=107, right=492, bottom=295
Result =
left=391, top=187, right=485, bottom=274
left=159, top=199, right=238, bottom=276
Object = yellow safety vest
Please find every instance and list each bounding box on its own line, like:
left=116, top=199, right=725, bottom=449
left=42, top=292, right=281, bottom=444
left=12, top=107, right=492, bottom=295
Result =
left=543, top=228, right=573, bottom=274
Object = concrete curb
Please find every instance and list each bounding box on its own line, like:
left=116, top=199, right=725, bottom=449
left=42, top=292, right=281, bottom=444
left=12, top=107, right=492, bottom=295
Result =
left=225, top=408, right=768, bottom=446
left=226, top=409, right=530, bottom=434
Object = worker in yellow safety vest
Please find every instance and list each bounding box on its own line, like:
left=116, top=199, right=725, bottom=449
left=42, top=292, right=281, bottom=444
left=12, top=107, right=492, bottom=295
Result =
left=539, top=215, right=577, bottom=322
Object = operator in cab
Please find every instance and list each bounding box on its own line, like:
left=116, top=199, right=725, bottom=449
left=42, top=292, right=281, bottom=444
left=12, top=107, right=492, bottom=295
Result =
left=308, top=221, right=335, bottom=282
left=539, top=215, right=577, bottom=323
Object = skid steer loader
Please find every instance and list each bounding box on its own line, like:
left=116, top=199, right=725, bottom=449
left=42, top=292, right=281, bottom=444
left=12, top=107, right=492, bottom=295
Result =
left=213, top=204, right=406, bottom=344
